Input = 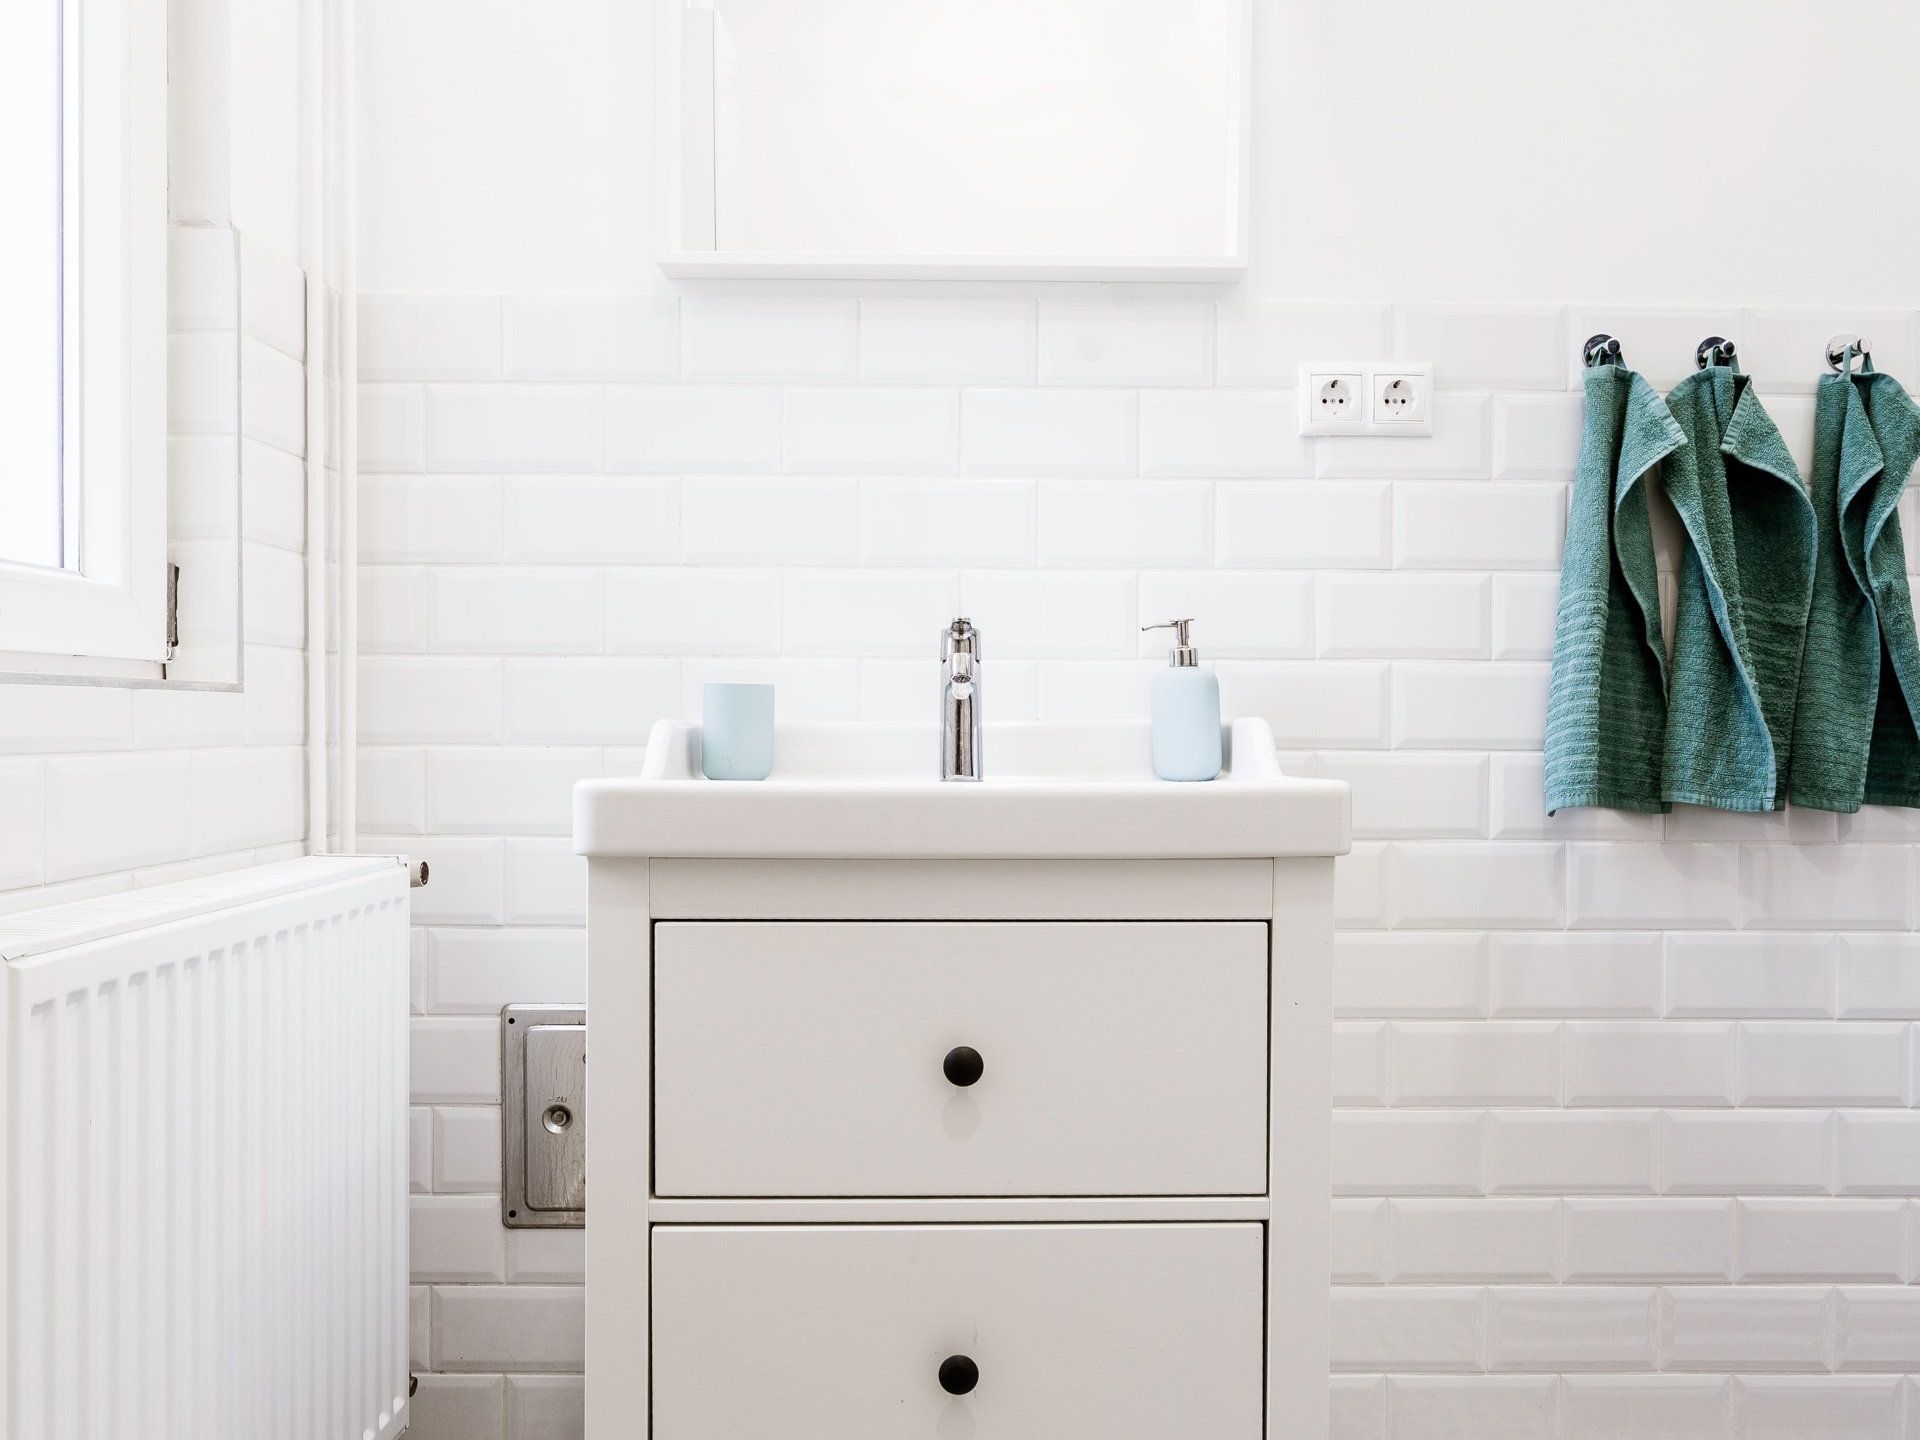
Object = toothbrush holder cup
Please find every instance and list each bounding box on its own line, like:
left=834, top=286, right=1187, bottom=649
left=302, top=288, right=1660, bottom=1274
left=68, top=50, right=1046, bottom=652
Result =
left=700, top=683, right=775, bottom=781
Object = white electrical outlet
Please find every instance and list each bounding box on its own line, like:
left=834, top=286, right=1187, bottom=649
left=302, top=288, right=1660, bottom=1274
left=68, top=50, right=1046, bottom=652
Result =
left=1299, top=362, right=1435, bottom=437
left=1371, top=364, right=1434, bottom=434
left=1298, top=367, right=1368, bottom=435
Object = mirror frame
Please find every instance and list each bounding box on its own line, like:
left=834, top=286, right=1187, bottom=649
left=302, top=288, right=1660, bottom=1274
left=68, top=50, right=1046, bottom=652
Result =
left=654, top=0, right=1252, bottom=281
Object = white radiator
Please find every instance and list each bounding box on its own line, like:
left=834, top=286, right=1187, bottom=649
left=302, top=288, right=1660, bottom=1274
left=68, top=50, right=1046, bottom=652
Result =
left=1, top=856, right=411, bottom=1440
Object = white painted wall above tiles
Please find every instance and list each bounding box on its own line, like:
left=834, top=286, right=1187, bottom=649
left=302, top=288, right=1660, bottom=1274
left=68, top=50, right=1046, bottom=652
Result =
left=358, top=0, right=654, bottom=296
left=1250, top=3, right=1920, bottom=306
left=360, top=0, right=1920, bottom=304
left=356, top=5, right=1920, bottom=1439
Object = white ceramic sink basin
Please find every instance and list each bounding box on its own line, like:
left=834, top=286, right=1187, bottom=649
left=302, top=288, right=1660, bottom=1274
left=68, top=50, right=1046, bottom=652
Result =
left=574, top=717, right=1350, bottom=859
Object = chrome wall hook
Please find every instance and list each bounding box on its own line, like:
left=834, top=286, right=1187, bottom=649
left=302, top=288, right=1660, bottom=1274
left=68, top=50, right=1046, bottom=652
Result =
left=1695, top=336, right=1738, bottom=370
left=1582, top=333, right=1623, bottom=369
left=1826, top=334, right=1872, bottom=374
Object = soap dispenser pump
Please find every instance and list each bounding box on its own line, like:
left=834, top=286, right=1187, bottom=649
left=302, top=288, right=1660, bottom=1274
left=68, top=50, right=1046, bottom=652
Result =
left=1142, top=618, right=1222, bottom=781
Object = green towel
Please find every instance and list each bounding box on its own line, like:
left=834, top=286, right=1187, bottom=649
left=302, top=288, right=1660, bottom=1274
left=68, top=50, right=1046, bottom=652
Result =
left=1787, top=354, right=1920, bottom=809
left=1661, top=365, right=1816, bottom=810
left=1544, top=362, right=1685, bottom=813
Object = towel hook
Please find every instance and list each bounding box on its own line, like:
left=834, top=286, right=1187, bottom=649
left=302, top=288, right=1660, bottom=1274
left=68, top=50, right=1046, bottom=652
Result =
left=1582, top=333, right=1623, bottom=369
left=1826, top=334, right=1872, bottom=374
left=1695, top=336, right=1738, bottom=370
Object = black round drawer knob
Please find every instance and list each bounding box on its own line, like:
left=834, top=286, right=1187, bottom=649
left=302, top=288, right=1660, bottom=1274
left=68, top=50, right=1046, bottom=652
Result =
left=942, top=1046, right=984, bottom=1087
left=938, top=1354, right=979, bottom=1396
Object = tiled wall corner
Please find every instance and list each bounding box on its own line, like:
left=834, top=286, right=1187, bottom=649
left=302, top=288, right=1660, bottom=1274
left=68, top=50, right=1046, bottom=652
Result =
left=0, top=226, right=310, bottom=917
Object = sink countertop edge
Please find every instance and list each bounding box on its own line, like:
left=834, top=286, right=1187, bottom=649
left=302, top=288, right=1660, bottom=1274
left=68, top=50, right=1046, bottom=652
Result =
left=574, top=774, right=1352, bottom=860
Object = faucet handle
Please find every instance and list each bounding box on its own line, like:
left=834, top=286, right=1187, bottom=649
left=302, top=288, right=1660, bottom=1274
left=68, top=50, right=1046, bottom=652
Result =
left=941, top=616, right=980, bottom=659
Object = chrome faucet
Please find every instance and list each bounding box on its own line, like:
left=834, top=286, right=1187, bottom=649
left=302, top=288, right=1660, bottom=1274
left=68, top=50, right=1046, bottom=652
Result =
left=940, top=618, right=983, bottom=781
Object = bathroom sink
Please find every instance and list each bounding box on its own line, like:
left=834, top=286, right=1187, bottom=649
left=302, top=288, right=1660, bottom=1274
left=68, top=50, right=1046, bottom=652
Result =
left=574, top=717, right=1349, bottom=859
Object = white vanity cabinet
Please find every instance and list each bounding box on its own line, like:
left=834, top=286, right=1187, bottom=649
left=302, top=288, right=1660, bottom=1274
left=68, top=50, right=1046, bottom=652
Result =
left=578, top=720, right=1348, bottom=1440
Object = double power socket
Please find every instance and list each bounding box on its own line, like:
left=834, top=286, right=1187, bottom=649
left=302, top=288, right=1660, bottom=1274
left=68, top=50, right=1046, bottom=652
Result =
left=1297, top=361, right=1434, bottom=437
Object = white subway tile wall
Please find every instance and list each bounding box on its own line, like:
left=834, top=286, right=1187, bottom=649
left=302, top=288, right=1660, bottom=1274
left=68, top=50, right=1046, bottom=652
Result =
left=0, top=230, right=309, bottom=917
left=358, top=295, right=1920, bottom=1439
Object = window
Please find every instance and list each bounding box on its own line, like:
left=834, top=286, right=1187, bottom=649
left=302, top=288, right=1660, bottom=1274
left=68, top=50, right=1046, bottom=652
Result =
left=0, top=0, right=168, bottom=678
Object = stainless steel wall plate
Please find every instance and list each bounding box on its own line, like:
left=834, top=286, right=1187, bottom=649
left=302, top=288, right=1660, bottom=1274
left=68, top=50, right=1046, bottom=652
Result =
left=502, top=1005, right=585, bottom=1228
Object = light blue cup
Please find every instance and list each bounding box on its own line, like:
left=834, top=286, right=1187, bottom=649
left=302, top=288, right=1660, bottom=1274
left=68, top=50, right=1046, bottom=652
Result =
left=700, top=683, right=774, bottom=781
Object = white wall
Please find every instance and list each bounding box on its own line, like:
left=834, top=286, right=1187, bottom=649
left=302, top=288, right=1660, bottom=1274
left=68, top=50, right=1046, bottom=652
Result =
left=229, top=0, right=307, bottom=257
left=361, top=0, right=1920, bottom=304
left=1250, top=1, right=1920, bottom=305
left=358, top=0, right=655, bottom=296
left=359, top=5, right=1920, bottom=1438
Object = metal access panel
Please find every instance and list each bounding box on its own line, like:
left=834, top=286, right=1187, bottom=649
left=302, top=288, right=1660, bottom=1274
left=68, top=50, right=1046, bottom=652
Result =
left=502, top=1005, right=585, bottom=1227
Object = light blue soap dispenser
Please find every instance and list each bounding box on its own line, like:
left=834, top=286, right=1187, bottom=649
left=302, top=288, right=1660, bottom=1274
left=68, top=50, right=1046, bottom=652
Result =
left=1142, top=617, right=1221, bottom=781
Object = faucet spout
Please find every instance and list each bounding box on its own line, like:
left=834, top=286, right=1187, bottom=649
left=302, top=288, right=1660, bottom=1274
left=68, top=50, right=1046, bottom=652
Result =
left=940, top=618, right=983, bottom=781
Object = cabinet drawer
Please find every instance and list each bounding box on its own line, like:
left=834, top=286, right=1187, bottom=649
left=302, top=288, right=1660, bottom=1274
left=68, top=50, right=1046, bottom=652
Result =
left=651, top=1223, right=1265, bottom=1440
left=651, top=921, right=1268, bottom=1197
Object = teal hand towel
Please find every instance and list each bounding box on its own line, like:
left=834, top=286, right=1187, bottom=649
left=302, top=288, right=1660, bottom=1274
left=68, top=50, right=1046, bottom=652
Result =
left=1661, top=366, right=1816, bottom=810
left=1543, top=362, right=1685, bottom=813
left=1787, top=357, right=1920, bottom=809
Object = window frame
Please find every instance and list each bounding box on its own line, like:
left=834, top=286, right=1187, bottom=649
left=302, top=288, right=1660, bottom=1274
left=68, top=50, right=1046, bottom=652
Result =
left=0, top=0, right=169, bottom=681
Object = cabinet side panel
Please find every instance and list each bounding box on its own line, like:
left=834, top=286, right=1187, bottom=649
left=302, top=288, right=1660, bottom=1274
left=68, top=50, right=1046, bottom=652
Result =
left=1268, top=857, right=1334, bottom=1440
left=585, top=859, right=651, bottom=1440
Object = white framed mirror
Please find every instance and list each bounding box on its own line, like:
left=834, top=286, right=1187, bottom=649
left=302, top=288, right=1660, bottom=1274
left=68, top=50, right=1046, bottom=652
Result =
left=657, top=0, right=1250, bottom=280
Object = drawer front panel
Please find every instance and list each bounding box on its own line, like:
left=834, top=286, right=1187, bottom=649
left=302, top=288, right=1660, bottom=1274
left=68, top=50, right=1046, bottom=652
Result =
left=652, top=921, right=1269, bottom=1197
left=650, top=1222, right=1265, bottom=1440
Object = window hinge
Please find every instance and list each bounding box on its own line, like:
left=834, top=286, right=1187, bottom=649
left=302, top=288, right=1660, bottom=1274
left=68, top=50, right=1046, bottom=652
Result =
left=165, top=561, right=181, bottom=661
